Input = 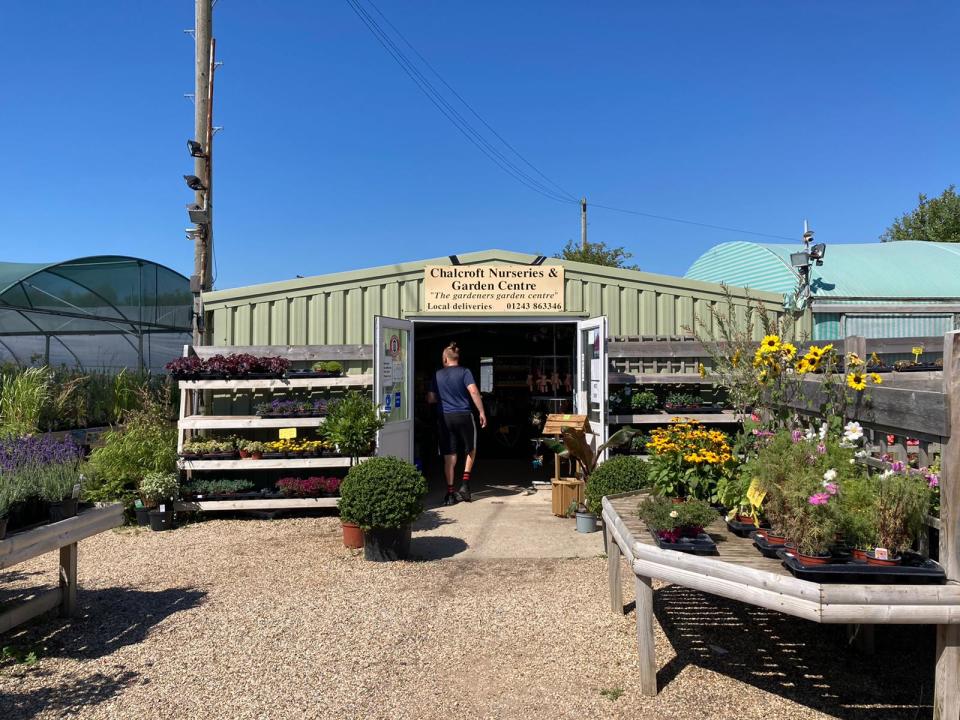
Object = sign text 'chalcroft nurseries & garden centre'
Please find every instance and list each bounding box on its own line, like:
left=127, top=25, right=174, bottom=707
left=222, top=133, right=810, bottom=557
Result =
left=423, top=264, right=565, bottom=312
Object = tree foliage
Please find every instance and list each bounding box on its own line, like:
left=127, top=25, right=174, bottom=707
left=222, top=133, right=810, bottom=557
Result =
left=555, top=239, right=639, bottom=269
left=880, top=185, right=960, bottom=243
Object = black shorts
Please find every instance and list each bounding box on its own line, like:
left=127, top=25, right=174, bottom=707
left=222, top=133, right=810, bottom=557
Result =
left=438, top=412, right=476, bottom=456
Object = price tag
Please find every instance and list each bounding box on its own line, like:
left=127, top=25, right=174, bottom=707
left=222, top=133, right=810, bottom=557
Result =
left=159, top=504, right=166, bottom=513
left=746, top=479, right=766, bottom=508
left=279, top=427, right=297, bottom=440
left=874, top=547, right=889, bottom=560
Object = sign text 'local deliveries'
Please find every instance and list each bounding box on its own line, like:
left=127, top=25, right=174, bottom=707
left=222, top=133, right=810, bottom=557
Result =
left=423, top=264, right=565, bottom=312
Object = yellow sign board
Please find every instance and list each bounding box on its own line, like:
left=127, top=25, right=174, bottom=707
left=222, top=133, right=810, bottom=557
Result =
left=746, top=479, right=766, bottom=508
left=278, top=427, right=297, bottom=440
left=423, top=264, right=564, bottom=313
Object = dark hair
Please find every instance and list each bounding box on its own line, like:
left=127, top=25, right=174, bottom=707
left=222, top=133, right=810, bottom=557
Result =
left=442, top=342, right=460, bottom=362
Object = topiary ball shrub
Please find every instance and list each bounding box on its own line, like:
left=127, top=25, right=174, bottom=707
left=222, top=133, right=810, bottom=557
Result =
left=338, top=457, right=427, bottom=530
left=585, top=455, right=648, bottom=516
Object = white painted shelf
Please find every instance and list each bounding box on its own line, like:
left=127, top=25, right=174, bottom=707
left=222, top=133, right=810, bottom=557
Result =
left=178, top=375, right=373, bottom=390
left=178, top=457, right=366, bottom=471
left=174, top=497, right=338, bottom=511
left=179, top=415, right=326, bottom=430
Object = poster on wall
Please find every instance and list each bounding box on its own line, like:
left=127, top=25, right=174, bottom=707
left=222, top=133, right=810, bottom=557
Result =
left=422, top=264, right=564, bottom=313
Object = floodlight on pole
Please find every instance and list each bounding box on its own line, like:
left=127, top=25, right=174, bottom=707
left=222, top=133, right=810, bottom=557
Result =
left=187, top=139, right=206, bottom=157
left=186, top=203, right=210, bottom=224
left=184, top=174, right=206, bottom=192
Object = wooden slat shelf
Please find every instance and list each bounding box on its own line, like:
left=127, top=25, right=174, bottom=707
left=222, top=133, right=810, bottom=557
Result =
left=179, top=375, right=373, bottom=390
left=609, top=411, right=741, bottom=424
left=179, top=415, right=326, bottom=430
left=177, top=457, right=365, bottom=470
left=609, top=373, right=713, bottom=385
left=174, top=497, right=338, bottom=511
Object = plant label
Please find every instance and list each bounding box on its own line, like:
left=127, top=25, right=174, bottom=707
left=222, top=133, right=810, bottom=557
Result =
left=279, top=428, right=297, bottom=440
left=134, top=499, right=144, bottom=508
left=875, top=547, right=889, bottom=560
left=72, top=483, right=81, bottom=499
left=159, top=504, right=166, bottom=513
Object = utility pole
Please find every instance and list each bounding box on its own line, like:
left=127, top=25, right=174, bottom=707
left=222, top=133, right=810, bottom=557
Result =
left=191, top=0, right=213, bottom=346
left=580, top=197, right=587, bottom=250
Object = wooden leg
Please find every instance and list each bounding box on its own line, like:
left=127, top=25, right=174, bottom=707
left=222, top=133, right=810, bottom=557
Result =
left=934, top=624, right=960, bottom=720
left=635, top=574, right=657, bottom=696
left=846, top=624, right=875, bottom=654
left=59, top=542, right=77, bottom=618
left=607, top=525, right=623, bottom=614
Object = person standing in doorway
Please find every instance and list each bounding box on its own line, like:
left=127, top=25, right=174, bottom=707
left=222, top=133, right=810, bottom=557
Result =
left=427, top=342, right=487, bottom=506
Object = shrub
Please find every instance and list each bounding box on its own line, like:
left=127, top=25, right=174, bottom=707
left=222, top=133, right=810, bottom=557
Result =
left=630, top=390, right=659, bottom=412
left=0, top=367, right=51, bottom=438
left=85, top=392, right=177, bottom=505
left=323, top=391, right=384, bottom=459
left=140, top=472, right=179, bottom=504
left=584, top=456, right=648, bottom=516
left=338, top=457, right=427, bottom=530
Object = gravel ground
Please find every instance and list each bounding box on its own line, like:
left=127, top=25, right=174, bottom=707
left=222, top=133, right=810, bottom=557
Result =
left=0, top=517, right=936, bottom=720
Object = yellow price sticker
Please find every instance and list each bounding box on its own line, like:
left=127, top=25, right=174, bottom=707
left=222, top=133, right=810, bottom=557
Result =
left=746, top=479, right=766, bottom=509
left=278, top=428, right=297, bottom=440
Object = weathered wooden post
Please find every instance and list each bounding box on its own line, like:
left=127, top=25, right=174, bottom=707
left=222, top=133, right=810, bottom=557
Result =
left=934, top=329, right=959, bottom=720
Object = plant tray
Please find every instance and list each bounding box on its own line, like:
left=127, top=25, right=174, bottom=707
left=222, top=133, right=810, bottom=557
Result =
left=894, top=363, right=941, bottom=373
left=201, top=452, right=236, bottom=459
left=663, top=405, right=707, bottom=413
left=751, top=532, right=787, bottom=558
left=726, top=518, right=768, bottom=538
left=262, top=452, right=286, bottom=459
left=650, top=529, right=717, bottom=555
left=240, top=372, right=285, bottom=379
left=777, top=550, right=946, bottom=584
left=287, top=370, right=341, bottom=378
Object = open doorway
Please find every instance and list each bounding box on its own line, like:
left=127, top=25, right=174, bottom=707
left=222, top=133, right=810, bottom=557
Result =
left=413, top=321, right=576, bottom=495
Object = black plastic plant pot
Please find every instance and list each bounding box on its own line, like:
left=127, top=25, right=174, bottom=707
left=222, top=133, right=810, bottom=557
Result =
left=0, top=514, right=7, bottom=540
left=363, top=525, right=412, bottom=561
left=148, top=510, right=175, bottom=532
left=48, top=498, right=79, bottom=523
left=135, top=507, right=151, bottom=526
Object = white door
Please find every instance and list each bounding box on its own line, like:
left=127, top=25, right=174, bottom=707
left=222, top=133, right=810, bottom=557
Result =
left=374, top=316, right=414, bottom=462
left=575, top=316, right=609, bottom=455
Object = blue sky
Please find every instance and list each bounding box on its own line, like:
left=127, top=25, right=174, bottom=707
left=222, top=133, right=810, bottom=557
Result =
left=0, top=1, right=957, bottom=289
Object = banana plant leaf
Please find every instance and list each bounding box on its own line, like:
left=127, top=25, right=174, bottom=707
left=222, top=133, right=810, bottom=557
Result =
left=547, top=426, right=638, bottom=479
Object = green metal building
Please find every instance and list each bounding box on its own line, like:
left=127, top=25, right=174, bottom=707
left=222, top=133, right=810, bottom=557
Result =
left=203, top=248, right=796, bottom=346
left=685, top=240, right=960, bottom=341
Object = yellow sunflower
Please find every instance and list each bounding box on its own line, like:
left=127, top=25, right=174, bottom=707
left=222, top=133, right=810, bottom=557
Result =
left=780, top=342, right=797, bottom=360
left=870, top=372, right=883, bottom=385
left=795, top=357, right=810, bottom=374
left=847, top=371, right=867, bottom=391
left=759, top=334, right=781, bottom=353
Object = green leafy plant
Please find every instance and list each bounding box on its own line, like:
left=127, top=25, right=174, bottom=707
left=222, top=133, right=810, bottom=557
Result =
left=546, top=426, right=638, bottom=483
left=139, top=472, right=179, bottom=504
left=182, top=478, right=255, bottom=496
left=645, top=420, right=735, bottom=501
left=584, top=455, right=648, bottom=516
left=322, top=391, right=384, bottom=461
left=338, top=456, right=427, bottom=530
left=664, top=391, right=700, bottom=408
left=0, top=367, right=50, bottom=438
left=85, top=390, right=177, bottom=505
left=873, top=473, right=930, bottom=555
left=630, top=390, right=659, bottom=412
left=638, top=495, right=717, bottom=539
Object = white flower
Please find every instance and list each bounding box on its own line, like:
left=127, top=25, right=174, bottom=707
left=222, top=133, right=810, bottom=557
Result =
left=823, top=469, right=838, bottom=482
left=843, top=421, right=864, bottom=443
left=880, top=469, right=895, bottom=479
left=804, top=428, right=816, bottom=441
left=849, top=458, right=856, bottom=464
left=669, top=510, right=679, bottom=518
left=855, top=450, right=867, bottom=458
left=819, top=422, right=829, bottom=440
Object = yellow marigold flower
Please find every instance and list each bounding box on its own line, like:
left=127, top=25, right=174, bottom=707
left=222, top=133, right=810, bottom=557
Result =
left=847, top=371, right=867, bottom=391
left=780, top=342, right=797, bottom=360
left=870, top=372, right=883, bottom=385
left=732, top=350, right=741, bottom=368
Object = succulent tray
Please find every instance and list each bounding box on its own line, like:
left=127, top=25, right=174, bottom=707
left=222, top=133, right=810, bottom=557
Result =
left=777, top=549, right=946, bottom=584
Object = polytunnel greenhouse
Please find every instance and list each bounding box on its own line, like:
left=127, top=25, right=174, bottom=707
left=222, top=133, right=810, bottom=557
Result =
left=0, top=255, right=192, bottom=372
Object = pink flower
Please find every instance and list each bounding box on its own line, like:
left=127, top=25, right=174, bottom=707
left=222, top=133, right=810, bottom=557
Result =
left=927, top=473, right=940, bottom=489
left=890, top=460, right=906, bottom=472
left=817, top=443, right=826, bottom=455
left=791, top=429, right=803, bottom=443
left=751, top=413, right=761, bottom=422
left=808, top=492, right=831, bottom=506
left=823, top=482, right=838, bottom=495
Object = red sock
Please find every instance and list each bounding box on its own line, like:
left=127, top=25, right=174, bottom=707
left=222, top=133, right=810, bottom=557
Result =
left=462, top=471, right=471, bottom=485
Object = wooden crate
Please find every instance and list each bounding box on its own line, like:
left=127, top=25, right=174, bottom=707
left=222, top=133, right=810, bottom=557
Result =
left=552, top=477, right=585, bottom=517
left=542, top=414, right=590, bottom=436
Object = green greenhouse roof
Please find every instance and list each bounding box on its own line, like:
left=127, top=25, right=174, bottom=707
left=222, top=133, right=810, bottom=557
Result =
left=684, top=241, right=960, bottom=300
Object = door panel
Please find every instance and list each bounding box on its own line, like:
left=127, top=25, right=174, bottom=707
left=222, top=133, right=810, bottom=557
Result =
left=575, top=316, right=608, bottom=456
left=374, top=316, right=414, bottom=462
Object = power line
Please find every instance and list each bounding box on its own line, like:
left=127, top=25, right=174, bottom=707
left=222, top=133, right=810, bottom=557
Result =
left=363, top=0, right=578, bottom=204
left=344, top=0, right=576, bottom=205
left=589, top=202, right=797, bottom=241
left=344, top=0, right=799, bottom=242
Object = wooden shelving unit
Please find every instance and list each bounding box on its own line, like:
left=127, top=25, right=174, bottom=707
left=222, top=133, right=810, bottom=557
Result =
left=608, top=411, right=741, bottom=425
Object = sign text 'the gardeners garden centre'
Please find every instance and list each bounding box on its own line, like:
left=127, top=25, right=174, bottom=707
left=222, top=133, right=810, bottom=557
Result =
left=422, top=264, right=565, bottom=313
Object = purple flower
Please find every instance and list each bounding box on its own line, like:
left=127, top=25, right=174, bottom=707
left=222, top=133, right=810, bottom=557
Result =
left=808, top=492, right=831, bottom=506
left=791, top=429, right=803, bottom=443
left=817, top=443, right=826, bottom=455
left=926, top=473, right=940, bottom=489
left=823, top=482, right=838, bottom=496
left=890, top=460, right=906, bottom=473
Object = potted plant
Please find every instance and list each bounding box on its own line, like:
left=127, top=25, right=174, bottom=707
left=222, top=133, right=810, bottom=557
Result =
left=323, top=391, right=385, bottom=462
left=638, top=495, right=719, bottom=553
left=663, top=391, right=703, bottom=413
left=164, top=356, right=205, bottom=380
left=139, top=471, right=179, bottom=531
left=338, top=456, right=427, bottom=560
left=781, top=481, right=840, bottom=567
left=870, top=472, right=930, bottom=565
left=630, top=389, right=659, bottom=413
left=645, top=420, right=734, bottom=501
left=583, top=455, right=648, bottom=536
left=240, top=440, right=265, bottom=460
left=38, top=462, right=83, bottom=523
left=0, top=474, right=25, bottom=539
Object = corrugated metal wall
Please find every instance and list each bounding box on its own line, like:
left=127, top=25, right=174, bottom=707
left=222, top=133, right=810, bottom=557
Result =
left=205, top=254, right=801, bottom=346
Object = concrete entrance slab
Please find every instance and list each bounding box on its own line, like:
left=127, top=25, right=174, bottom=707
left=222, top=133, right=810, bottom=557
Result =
left=410, top=481, right=604, bottom=560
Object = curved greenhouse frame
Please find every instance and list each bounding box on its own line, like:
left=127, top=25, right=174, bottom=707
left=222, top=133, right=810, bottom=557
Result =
left=0, top=256, right=192, bottom=372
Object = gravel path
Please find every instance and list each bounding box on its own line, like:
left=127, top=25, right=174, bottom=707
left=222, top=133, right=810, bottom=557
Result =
left=0, top=517, right=935, bottom=720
